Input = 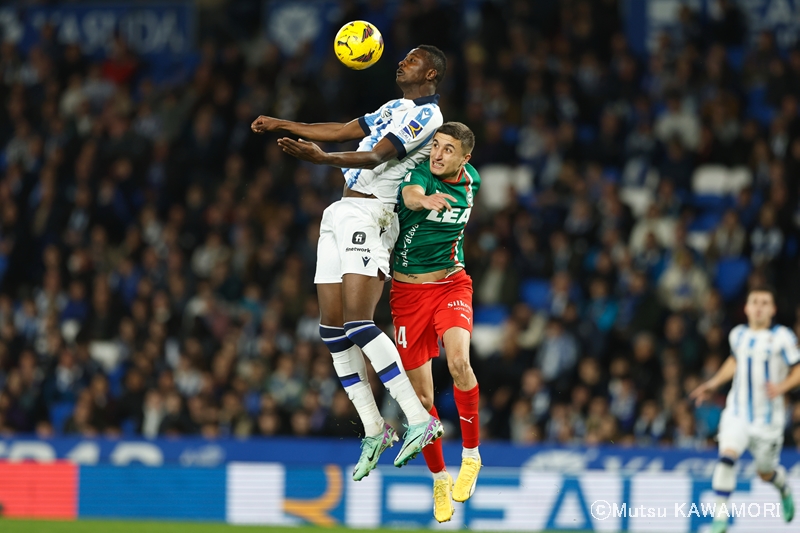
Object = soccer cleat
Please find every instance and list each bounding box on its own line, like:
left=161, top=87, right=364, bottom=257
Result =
left=433, top=474, right=455, bottom=523
left=783, top=488, right=795, bottom=522
left=710, top=519, right=727, bottom=533
left=394, top=415, right=444, bottom=467
left=352, top=423, right=398, bottom=481
left=453, top=457, right=482, bottom=502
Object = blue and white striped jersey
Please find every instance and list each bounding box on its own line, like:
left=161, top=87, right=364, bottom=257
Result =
left=345, top=94, right=443, bottom=203
left=725, top=324, right=800, bottom=431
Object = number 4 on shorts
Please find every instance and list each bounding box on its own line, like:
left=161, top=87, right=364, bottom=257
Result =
left=395, top=326, right=407, bottom=348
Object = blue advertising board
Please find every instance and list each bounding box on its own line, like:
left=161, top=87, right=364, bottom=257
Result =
left=0, top=2, right=194, bottom=57
left=3, top=436, right=800, bottom=477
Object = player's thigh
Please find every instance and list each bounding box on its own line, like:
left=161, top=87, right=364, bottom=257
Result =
left=314, top=203, right=342, bottom=285
left=433, top=273, right=474, bottom=351
left=749, top=433, right=783, bottom=474
left=406, top=360, right=434, bottom=411
left=390, top=282, right=439, bottom=371
left=341, top=274, right=384, bottom=322
left=717, top=412, right=748, bottom=459
left=317, top=283, right=343, bottom=327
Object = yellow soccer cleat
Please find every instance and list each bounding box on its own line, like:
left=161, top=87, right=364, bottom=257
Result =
left=453, top=457, right=481, bottom=502
left=433, top=473, right=455, bottom=523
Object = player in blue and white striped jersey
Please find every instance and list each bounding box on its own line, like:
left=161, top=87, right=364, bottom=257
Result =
left=251, top=46, right=446, bottom=480
left=691, top=286, right=800, bottom=532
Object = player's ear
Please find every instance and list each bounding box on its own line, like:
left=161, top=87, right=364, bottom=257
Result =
left=462, top=153, right=471, bottom=165
left=426, top=68, right=437, bottom=82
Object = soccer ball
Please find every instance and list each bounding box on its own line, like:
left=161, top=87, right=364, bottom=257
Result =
left=334, top=21, right=384, bottom=70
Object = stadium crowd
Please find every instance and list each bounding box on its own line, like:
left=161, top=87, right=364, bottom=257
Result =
left=1, top=0, right=800, bottom=451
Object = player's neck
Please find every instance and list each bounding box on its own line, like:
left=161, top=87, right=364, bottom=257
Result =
left=400, top=84, right=435, bottom=101
left=747, top=321, right=770, bottom=331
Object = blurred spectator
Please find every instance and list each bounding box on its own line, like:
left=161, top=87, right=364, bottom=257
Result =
left=655, top=92, right=701, bottom=151
left=658, top=248, right=710, bottom=314
left=536, top=318, right=579, bottom=391
left=750, top=204, right=784, bottom=266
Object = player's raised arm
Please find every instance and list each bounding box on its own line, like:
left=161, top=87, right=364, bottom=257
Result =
left=402, top=185, right=456, bottom=212
left=276, top=135, right=399, bottom=169
left=251, top=116, right=365, bottom=143
left=690, top=355, right=737, bottom=406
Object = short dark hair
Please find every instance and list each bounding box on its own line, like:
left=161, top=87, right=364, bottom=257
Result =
left=436, top=122, right=475, bottom=154
left=748, top=285, right=777, bottom=302
left=417, top=44, right=447, bottom=86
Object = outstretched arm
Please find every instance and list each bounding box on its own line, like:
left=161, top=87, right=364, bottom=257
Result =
left=277, top=136, right=398, bottom=170
left=402, top=185, right=457, bottom=212
left=689, top=355, right=737, bottom=406
left=251, top=116, right=365, bottom=143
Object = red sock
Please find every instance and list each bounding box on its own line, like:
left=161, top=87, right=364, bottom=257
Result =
left=454, top=384, right=480, bottom=449
left=421, top=406, right=446, bottom=473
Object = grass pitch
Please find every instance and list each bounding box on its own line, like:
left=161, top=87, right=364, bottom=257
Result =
left=0, top=519, right=579, bottom=533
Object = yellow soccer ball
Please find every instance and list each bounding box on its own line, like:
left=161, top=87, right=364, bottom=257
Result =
left=333, top=21, right=384, bottom=70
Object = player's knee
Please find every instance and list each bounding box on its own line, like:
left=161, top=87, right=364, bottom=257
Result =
left=418, top=391, right=434, bottom=412
left=447, top=353, right=471, bottom=382
left=712, top=456, right=737, bottom=494
left=320, top=310, right=344, bottom=328
left=757, top=470, right=775, bottom=481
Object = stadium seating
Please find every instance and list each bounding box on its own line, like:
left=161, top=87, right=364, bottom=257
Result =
left=474, top=305, right=510, bottom=325
left=714, top=258, right=752, bottom=302
left=50, top=402, right=76, bottom=434
left=521, top=279, right=551, bottom=311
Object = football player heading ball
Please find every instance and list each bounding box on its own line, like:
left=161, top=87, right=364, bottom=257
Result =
left=251, top=45, right=447, bottom=479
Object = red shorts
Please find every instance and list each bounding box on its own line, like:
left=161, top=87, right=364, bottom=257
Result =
left=389, top=270, right=473, bottom=371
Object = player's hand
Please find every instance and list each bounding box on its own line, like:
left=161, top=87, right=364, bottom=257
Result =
left=277, top=137, right=327, bottom=164
left=419, top=193, right=457, bottom=213
left=251, top=115, right=280, bottom=134
left=689, top=381, right=713, bottom=407
left=766, top=382, right=783, bottom=399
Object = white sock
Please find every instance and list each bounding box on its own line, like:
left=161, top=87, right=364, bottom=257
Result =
left=433, top=470, right=449, bottom=480
left=714, top=496, right=729, bottom=521
left=344, top=320, right=430, bottom=425
left=321, top=325, right=383, bottom=437
left=462, top=446, right=481, bottom=461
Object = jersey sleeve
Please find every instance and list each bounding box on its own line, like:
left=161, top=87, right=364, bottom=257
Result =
left=384, top=105, right=443, bottom=160
left=779, top=327, right=800, bottom=367
left=358, top=102, right=389, bottom=135
left=728, top=325, right=745, bottom=359
left=399, top=166, right=429, bottom=191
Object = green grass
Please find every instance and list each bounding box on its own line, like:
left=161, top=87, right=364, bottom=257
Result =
left=0, top=520, right=582, bottom=533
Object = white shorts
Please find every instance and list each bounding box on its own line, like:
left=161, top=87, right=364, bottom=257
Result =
left=314, top=197, right=400, bottom=284
left=718, top=410, right=783, bottom=473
